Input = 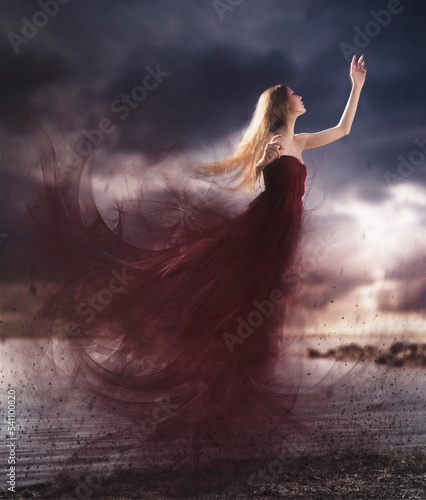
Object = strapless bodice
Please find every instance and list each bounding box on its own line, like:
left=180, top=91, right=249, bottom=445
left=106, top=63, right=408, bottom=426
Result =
left=262, top=155, right=307, bottom=195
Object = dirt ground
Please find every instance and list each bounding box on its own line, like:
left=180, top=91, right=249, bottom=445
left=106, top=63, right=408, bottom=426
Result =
left=4, top=449, right=425, bottom=500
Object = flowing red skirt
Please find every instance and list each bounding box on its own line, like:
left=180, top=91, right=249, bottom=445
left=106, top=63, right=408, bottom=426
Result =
left=16, top=131, right=316, bottom=485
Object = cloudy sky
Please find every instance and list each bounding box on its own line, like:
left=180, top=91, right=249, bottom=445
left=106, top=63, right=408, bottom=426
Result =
left=0, top=0, right=425, bottom=340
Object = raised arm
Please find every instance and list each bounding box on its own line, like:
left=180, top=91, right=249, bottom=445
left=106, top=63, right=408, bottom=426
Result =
left=296, top=55, right=367, bottom=151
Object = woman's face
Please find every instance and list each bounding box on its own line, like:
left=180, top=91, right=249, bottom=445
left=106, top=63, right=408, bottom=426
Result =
left=285, top=87, right=306, bottom=116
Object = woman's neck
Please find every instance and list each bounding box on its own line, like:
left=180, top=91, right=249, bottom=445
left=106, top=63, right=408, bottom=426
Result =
left=274, top=115, right=297, bottom=138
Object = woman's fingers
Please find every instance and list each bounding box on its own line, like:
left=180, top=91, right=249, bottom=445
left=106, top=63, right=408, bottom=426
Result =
left=264, top=135, right=283, bottom=161
left=268, top=135, right=282, bottom=148
left=266, top=143, right=282, bottom=160
left=352, top=54, right=366, bottom=70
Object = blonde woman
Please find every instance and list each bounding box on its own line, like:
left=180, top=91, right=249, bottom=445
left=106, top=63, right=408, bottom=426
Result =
left=196, top=54, right=366, bottom=195
left=31, top=55, right=366, bottom=481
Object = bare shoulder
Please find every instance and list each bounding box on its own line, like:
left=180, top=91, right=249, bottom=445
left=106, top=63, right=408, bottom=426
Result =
left=294, top=133, right=308, bottom=150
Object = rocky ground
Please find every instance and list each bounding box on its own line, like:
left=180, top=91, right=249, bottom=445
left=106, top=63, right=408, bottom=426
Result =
left=3, top=449, right=426, bottom=499
left=307, top=341, right=426, bottom=368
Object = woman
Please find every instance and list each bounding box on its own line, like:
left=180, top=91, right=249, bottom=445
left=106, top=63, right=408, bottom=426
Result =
left=194, top=54, right=366, bottom=194
left=32, top=54, right=366, bottom=481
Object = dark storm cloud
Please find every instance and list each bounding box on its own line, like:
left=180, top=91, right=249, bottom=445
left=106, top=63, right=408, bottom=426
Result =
left=0, top=49, right=69, bottom=129
left=386, top=253, right=426, bottom=282
left=0, top=0, right=425, bottom=336
left=298, top=267, right=375, bottom=310
left=0, top=0, right=425, bottom=197
left=377, top=280, right=426, bottom=313
left=376, top=253, right=426, bottom=312
left=102, top=44, right=295, bottom=150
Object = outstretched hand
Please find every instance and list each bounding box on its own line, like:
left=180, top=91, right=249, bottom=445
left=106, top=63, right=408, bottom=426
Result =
left=350, top=54, right=367, bottom=89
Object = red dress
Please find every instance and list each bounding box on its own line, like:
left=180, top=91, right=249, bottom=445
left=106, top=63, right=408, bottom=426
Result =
left=32, top=148, right=308, bottom=468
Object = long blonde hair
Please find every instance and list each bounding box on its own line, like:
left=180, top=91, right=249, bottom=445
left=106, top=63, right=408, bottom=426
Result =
left=194, top=84, right=289, bottom=195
